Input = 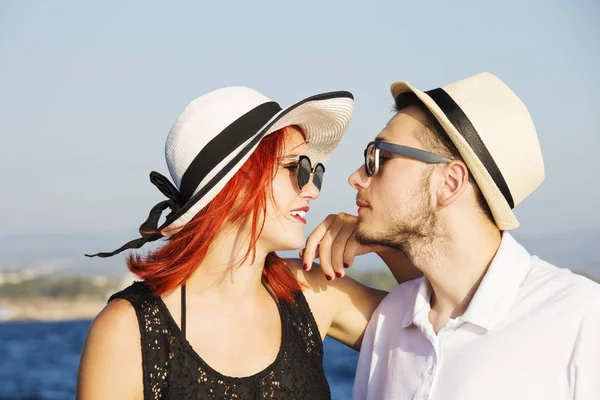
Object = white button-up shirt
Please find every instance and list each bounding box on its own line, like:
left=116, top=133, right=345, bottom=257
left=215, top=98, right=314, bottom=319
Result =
left=353, top=233, right=600, bottom=400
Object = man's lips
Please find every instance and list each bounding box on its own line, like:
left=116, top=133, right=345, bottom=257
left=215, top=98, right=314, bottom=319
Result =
left=356, top=200, right=370, bottom=215
left=356, top=200, right=370, bottom=208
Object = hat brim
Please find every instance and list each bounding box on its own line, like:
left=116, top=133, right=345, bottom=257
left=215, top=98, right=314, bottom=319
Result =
left=160, top=91, right=354, bottom=235
left=390, top=82, right=519, bottom=230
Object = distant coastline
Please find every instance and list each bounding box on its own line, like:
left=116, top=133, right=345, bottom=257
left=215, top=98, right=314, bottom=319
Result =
left=0, top=274, right=130, bottom=322
left=0, top=270, right=398, bottom=322
left=0, top=296, right=107, bottom=322
left=0, top=268, right=596, bottom=322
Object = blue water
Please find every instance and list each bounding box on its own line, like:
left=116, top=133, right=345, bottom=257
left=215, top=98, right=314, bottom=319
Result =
left=0, top=320, right=358, bottom=400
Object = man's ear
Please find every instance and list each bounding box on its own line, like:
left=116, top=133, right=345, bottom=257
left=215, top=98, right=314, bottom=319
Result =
left=437, top=160, right=469, bottom=208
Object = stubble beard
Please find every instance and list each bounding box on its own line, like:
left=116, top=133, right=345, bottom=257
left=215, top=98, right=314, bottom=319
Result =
left=356, top=172, right=445, bottom=266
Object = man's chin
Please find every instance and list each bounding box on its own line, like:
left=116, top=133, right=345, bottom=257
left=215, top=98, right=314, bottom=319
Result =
left=356, top=217, right=371, bottom=231
left=355, top=226, right=381, bottom=247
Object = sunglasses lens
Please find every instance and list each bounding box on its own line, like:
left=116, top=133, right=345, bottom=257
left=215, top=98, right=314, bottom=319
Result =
left=297, top=157, right=311, bottom=189
left=365, top=143, right=376, bottom=176
left=313, top=164, right=325, bottom=191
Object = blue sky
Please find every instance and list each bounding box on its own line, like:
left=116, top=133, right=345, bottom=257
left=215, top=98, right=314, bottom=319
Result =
left=1, top=0, right=599, bottom=243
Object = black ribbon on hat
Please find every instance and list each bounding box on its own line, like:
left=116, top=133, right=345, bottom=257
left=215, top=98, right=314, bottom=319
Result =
left=85, top=101, right=284, bottom=258
left=85, top=172, right=184, bottom=258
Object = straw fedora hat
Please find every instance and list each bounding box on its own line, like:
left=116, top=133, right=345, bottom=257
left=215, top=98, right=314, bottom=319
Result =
left=391, top=72, right=544, bottom=230
left=87, top=87, right=354, bottom=257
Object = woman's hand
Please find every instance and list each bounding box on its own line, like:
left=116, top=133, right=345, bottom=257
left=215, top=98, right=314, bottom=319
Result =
left=301, top=212, right=422, bottom=283
left=300, top=213, right=383, bottom=280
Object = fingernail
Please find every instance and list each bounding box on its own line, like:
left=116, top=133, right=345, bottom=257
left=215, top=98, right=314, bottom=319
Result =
left=326, top=275, right=333, bottom=281
left=303, top=263, right=308, bottom=270
left=335, top=272, right=342, bottom=278
left=343, top=263, right=349, bottom=269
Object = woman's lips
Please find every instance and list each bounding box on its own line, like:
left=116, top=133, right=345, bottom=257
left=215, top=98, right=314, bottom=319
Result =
left=292, top=215, right=307, bottom=224
left=290, top=206, right=309, bottom=224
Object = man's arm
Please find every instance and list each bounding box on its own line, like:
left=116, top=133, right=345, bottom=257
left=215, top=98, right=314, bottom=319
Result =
left=352, top=311, right=378, bottom=400
left=571, top=297, right=600, bottom=399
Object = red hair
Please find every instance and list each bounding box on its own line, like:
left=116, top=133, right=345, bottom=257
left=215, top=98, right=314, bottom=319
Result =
left=127, top=126, right=303, bottom=303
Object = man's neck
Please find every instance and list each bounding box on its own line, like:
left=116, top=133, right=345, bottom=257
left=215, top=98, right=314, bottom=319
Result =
left=407, top=221, right=502, bottom=333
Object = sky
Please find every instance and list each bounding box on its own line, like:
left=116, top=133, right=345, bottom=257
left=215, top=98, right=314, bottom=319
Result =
left=1, top=0, right=599, bottom=245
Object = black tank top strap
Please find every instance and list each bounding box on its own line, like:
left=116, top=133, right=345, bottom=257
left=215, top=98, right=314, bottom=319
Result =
left=180, top=284, right=186, bottom=337
left=108, top=281, right=152, bottom=305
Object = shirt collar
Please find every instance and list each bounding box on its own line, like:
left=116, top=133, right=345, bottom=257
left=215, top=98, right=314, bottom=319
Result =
left=398, top=278, right=426, bottom=329
left=460, top=232, right=532, bottom=330
left=402, top=232, right=532, bottom=332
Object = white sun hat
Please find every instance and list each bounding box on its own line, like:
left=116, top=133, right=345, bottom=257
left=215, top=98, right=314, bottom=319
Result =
left=87, top=87, right=354, bottom=257
left=391, top=72, right=544, bottom=230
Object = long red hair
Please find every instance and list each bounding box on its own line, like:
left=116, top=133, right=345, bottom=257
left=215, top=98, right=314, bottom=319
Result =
left=127, top=126, right=303, bottom=303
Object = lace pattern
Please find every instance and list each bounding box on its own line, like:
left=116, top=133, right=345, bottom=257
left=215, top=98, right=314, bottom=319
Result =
left=109, top=282, right=331, bottom=400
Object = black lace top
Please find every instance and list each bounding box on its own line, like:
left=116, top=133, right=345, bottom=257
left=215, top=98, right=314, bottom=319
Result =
left=109, top=282, right=331, bottom=399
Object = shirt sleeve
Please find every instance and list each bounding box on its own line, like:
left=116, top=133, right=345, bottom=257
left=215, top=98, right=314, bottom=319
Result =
left=352, top=307, right=378, bottom=400
left=571, top=297, right=600, bottom=400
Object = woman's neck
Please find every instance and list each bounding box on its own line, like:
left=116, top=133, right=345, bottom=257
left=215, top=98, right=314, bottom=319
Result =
left=183, top=223, right=270, bottom=302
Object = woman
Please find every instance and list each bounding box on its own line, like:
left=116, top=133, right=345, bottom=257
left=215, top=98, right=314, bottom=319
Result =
left=77, top=87, right=387, bottom=399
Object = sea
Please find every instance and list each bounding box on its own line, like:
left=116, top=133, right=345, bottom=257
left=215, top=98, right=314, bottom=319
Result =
left=0, top=320, right=359, bottom=400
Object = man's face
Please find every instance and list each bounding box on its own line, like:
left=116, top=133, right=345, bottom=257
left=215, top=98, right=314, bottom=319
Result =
left=348, top=106, right=440, bottom=251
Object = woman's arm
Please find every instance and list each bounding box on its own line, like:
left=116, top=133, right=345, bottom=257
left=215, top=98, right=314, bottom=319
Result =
left=288, top=259, right=385, bottom=350
left=290, top=212, right=421, bottom=350
left=320, top=271, right=387, bottom=350
left=76, top=299, right=143, bottom=400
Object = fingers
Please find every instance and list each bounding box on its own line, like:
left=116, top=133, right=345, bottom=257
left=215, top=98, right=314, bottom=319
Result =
left=342, top=230, right=360, bottom=270
left=302, top=214, right=336, bottom=272
left=311, top=218, right=344, bottom=280
left=302, top=213, right=361, bottom=281
left=299, top=246, right=320, bottom=260
left=330, top=221, right=358, bottom=278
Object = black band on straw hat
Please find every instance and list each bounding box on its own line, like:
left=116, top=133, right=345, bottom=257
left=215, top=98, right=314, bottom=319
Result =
left=395, top=89, right=515, bottom=209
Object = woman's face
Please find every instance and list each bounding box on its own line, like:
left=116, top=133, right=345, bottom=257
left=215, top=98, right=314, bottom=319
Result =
left=259, top=128, right=321, bottom=252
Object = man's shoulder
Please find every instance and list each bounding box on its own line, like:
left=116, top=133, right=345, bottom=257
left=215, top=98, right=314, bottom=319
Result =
left=387, top=277, right=422, bottom=298
left=374, top=277, right=422, bottom=313
left=523, top=256, right=600, bottom=304
left=361, top=278, right=421, bottom=339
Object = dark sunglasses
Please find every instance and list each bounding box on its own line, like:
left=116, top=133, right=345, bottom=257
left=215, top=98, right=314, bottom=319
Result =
left=364, top=140, right=452, bottom=176
left=283, top=155, right=325, bottom=191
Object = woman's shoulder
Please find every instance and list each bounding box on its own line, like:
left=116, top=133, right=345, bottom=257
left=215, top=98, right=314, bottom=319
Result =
left=108, top=280, right=153, bottom=303
left=77, top=292, right=143, bottom=398
left=83, top=282, right=149, bottom=363
left=285, top=258, right=331, bottom=292
left=285, top=258, right=385, bottom=301
left=284, top=258, right=387, bottom=348
left=284, top=258, right=386, bottom=320
left=89, top=293, right=141, bottom=349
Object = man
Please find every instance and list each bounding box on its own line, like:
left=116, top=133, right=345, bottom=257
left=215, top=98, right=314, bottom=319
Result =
left=302, top=72, right=600, bottom=399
